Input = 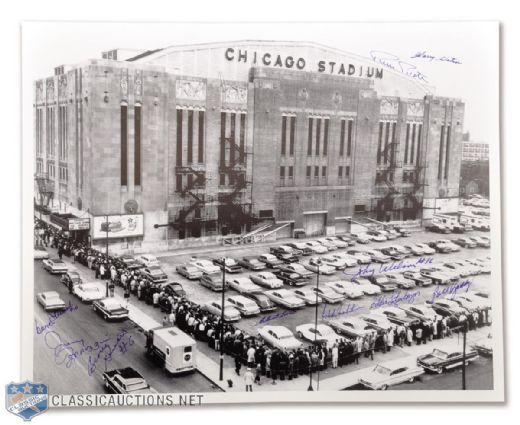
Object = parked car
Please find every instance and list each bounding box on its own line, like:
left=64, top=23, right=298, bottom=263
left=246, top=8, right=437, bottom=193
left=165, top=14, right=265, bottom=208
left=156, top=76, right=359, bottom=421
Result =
left=315, top=238, right=340, bottom=251
left=323, top=236, right=349, bottom=248
left=136, top=254, right=160, bottom=268
left=162, top=282, right=186, bottom=298
left=409, top=243, right=436, bottom=255
left=199, top=273, right=226, bottom=291
left=350, top=232, right=372, bottom=244
left=387, top=244, right=413, bottom=257
left=103, top=367, right=157, bottom=394
left=360, top=313, right=393, bottom=332
left=469, top=235, right=491, bottom=248
left=419, top=267, right=457, bottom=285
left=249, top=272, right=284, bottom=289
left=244, top=293, right=277, bottom=312
left=190, top=259, right=220, bottom=275
left=212, top=257, right=243, bottom=273
left=358, top=360, right=424, bottom=390
left=442, top=262, right=472, bottom=278
left=140, top=266, right=168, bottom=283
left=401, top=270, right=433, bottom=287
left=264, top=289, right=306, bottom=309
left=292, top=288, right=322, bottom=305
left=393, top=226, right=411, bottom=237
left=273, top=269, right=309, bottom=287
left=34, top=248, right=50, bottom=260
left=364, top=249, right=391, bottom=264
left=303, top=258, right=336, bottom=275
left=366, top=230, right=387, bottom=242
left=311, top=286, right=345, bottom=304
left=377, top=306, right=421, bottom=327
left=238, top=256, right=267, bottom=271
left=304, top=241, right=329, bottom=254
left=202, top=300, right=241, bottom=322
left=93, top=298, right=129, bottom=321
left=285, top=242, right=312, bottom=256
left=227, top=277, right=262, bottom=294
left=464, top=291, right=492, bottom=310
left=400, top=303, right=438, bottom=322
left=295, top=324, right=341, bottom=346
left=257, top=253, right=284, bottom=268
left=226, top=295, right=261, bottom=316
left=429, top=299, right=467, bottom=318
left=258, top=326, right=303, bottom=351
left=448, top=294, right=479, bottom=313
left=42, top=258, right=68, bottom=274
left=324, top=281, right=364, bottom=299
left=352, top=277, right=382, bottom=295
left=117, top=254, right=143, bottom=270
left=60, top=270, right=82, bottom=287
left=384, top=272, right=416, bottom=289
left=319, top=255, right=349, bottom=270
left=417, top=347, right=479, bottom=373
left=378, top=247, right=406, bottom=261
left=269, top=245, right=301, bottom=262
left=385, top=229, right=402, bottom=239
left=176, top=264, right=203, bottom=280
left=426, top=223, right=451, bottom=234
left=471, top=335, right=493, bottom=356
left=329, top=253, right=358, bottom=268
left=428, top=240, right=454, bottom=253
left=346, top=249, right=372, bottom=264
left=451, top=260, right=481, bottom=276
left=37, top=291, right=66, bottom=311
left=336, top=235, right=356, bottom=245
left=464, top=258, right=491, bottom=274
left=368, top=274, right=397, bottom=292
left=328, top=317, right=372, bottom=339
left=452, top=237, right=478, bottom=249
left=73, top=282, right=105, bottom=303
left=278, top=263, right=314, bottom=278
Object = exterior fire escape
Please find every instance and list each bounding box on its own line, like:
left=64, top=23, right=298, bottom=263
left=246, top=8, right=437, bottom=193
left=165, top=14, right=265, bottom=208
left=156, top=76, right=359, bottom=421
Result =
left=34, top=172, right=54, bottom=210
left=375, top=139, right=402, bottom=220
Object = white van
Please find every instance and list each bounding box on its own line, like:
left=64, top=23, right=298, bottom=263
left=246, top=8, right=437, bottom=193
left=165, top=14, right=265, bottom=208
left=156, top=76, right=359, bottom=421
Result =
left=145, top=326, right=196, bottom=374
left=137, top=254, right=160, bottom=268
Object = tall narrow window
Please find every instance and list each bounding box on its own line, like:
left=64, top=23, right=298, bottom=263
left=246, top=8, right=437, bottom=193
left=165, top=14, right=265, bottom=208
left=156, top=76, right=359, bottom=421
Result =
left=220, top=112, right=226, bottom=168
left=438, top=125, right=445, bottom=179
left=410, top=124, right=416, bottom=164
left=383, top=122, right=390, bottom=164
left=176, top=174, right=182, bottom=192
left=391, top=122, right=397, bottom=164
left=229, top=113, right=236, bottom=165
left=323, top=119, right=329, bottom=155
left=444, top=125, right=451, bottom=179
left=288, top=166, right=293, bottom=180
left=120, top=104, right=128, bottom=186
left=338, top=166, right=343, bottom=177
left=404, top=123, right=410, bottom=164
left=134, top=105, right=142, bottom=185
left=306, top=165, right=311, bottom=178
left=314, top=166, right=319, bottom=178
left=307, top=118, right=313, bottom=156
left=239, top=113, right=246, bottom=163
left=187, top=110, right=193, bottom=164
left=339, top=120, right=346, bottom=156
left=176, top=109, right=183, bottom=166
left=289, top=116, right=295, bottom=156
left=347, top=120, right=353, bottom=157
left=198, top=111, right=204, bottom=163
left=376, top=121, right=383, bottom=164
left=416, top=124, right=422, bottom=165
left=315, top=119, right=321, bottom=156
left=281, top=116, right=287, bottom=156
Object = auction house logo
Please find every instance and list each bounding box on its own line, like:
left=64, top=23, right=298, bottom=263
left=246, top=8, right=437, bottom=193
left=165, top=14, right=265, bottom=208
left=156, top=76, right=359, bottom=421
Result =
left=6, top=381, right=48, bottom=421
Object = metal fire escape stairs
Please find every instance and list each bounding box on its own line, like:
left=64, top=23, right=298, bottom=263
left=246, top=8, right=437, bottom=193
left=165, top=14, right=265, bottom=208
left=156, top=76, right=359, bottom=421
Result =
left=34, top=172, right=54, bottom=208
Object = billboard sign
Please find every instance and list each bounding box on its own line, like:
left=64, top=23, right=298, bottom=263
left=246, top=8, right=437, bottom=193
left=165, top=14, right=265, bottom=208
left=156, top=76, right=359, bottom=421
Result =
left=92, top=214, right=144, bottom=239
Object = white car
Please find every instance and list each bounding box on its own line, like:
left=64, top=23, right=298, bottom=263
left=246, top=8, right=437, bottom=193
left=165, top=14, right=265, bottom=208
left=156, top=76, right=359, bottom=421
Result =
left=346, top=250, right=372, bottom=264
left=34, top=248, right=49, bottom=260
left=316, top=238, right=339, bottom=251
left=363, top=249, right=391, bottom=263
left=352, top=277, right=382, bottom=295
left=295, top=324, right=342, bottom=346
left=320, top=256, right=350, bottom=270
left=324, top=281, right=364, bottom=299
left=202, top=300, right=241, bottom=322
left=323, top=237, right=349, bottom=249
left=190, top=259, right=221, bottom=275
left=330, top=253, right=358, bottom=268
left=304, top=241, right=329, bottom=254
left=360, top=313, right=394, bottom=332
left=328, top=317, right=373, bottom=339
left=257, top=253, right=284, bottom=268
left=358, top=360, right=425, bottom=390
left=465, top=291, right=492, bottom=310
left=73, top=282, right=105, bottom=303
left=464, top=259, right=491, bottom=274
left=292, top=288, right=322, bottom=305
left=280, top=263, right=314, bottom=277
left=387, top=244, right=412, bottom=257
left=136, top=254, right=160, bottom=268
left=400, top=303, right=438, bottom=322
left=411, top=243, right=436, bottom=255
left=226, top=295, right=261, bottom=316
left=303, top=259, right=336, bottom=275
left=227, top=277, right=263, bottom=294
left=42, top=258, right=68, bottom=274
left=350, top=232, right=372, bottom=244
left=312, top=286, right=345, bottom=304
left=249, top=272, right=284, bottom=289
left=37, top=291, right=66, bottom=311
left=258, top=326, right=303, bottom=351
left=264, top=289, right=306, bottom=309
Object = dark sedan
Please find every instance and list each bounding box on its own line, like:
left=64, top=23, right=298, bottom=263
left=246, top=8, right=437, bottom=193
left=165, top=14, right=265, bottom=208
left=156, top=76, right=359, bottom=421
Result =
left=417, top=347, right=479, bottom=373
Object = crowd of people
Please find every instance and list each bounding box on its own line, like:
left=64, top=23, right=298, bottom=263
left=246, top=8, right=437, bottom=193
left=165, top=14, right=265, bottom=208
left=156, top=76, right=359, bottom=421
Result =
left=35, top=217, right=492, bottom=389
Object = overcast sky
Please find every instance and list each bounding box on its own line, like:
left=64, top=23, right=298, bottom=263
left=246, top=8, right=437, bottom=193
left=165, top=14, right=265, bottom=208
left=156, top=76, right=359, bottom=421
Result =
left=22, top=21, right=498, bottom=144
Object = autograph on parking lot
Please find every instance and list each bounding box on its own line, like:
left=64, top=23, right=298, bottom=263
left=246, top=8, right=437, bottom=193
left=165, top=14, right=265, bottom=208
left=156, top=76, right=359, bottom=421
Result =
left=321, top=303, right=364, bottom=320
left=343, top=256, right=433, bottom=280
left=35, top=301, right=79, bottom=335
left=43, top=328, right=134, bottom=376
left=255, top=310, right=297, bottom=326
left=430, top=279, right=472, bottom=303
left=369, top=290, right=421, bottom=309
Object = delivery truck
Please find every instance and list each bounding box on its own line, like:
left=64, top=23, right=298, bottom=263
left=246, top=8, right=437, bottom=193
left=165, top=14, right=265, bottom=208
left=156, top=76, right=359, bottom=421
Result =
left=145, top=326, right=196, bottom=374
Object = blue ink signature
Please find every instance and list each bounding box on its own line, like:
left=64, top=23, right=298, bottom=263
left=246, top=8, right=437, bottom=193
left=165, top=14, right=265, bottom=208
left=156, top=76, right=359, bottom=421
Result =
left=369, top=290, right=421, bottom=310
left=321, top=303, right=364, bottom=320
left=343, top=257, right=433, bottom=281
left=370, top=50, right=428, bottom=83
left=44, top=329, right=134, bottom=376
left=430, top=279, right=472, bottom=303
left=410, top=51, right=462, bottom=65
left=35, top=301, right=79, bottom=335
left=255, top=310, right=297, bottom=326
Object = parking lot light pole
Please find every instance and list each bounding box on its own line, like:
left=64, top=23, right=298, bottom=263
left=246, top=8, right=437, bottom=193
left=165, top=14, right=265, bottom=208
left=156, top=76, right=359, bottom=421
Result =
left=308, top=259, right=322, bottom=391
left=219, top=258, right=226, bottom=381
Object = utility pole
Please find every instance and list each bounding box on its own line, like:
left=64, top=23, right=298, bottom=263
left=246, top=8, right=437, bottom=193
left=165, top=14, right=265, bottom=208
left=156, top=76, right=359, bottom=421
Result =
left=219, top=257, right=226, bottom=381
left=308, top=259, right=322, bottom=391
left=462, top=323, right=467, bottom=390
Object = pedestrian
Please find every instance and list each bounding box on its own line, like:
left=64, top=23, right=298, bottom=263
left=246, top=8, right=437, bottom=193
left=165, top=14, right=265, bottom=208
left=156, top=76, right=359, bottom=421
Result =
left=235, top=355, right=242, bottom=376
left=162, top=315, right=169, bottom=326
left=254, top=363, right=262, bottom=385
left=331, top=343, right=339, bottom=368
left=247, top=345, right=256, bottom=368
left=109, top=281, right=115, bottom=297
left=415, top=327, right=423, bottom=345
left=68, top=279, right=73, bottom=294
left=244, top=368, right=254, bottom=392
left=124, top=287, right=130, bottom=307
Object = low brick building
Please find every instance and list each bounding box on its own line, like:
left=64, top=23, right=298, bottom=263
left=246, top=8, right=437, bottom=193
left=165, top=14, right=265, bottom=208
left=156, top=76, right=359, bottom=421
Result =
left=33, top=41, right=464, bottom=251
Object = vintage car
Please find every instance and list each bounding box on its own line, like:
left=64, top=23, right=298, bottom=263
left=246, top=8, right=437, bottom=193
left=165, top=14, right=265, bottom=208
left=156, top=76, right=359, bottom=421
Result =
left=419, top=267, right=457, bottom=285
left=304, top=240, right=329, bottom=254
left=358, top=360, right=425, bottom=390
left=329, top=253, right=359, bottom=268
left=352, top=277, right=382, bottom=295
left=336, top=235, right=356, bottom=245
left=324, top=281, right=364, bottom=299
left=34, top=248, right=50, bottom=260
left=349, top=232, right=372, bottom=244
left=93, top=298, right=129, bottom=321
left=364, top=249, right=391, bottom=264
left=311, top=286, right=345, bottom=304
left=367, top=274, right=398, bottom=292
left=238, top=256, right=267, bottom=271
left=244, top=293, right=277, bottom=312
left=315, top=238, right=340, bottom=251
left=464, top=291, right=492, bottom=310
left=199, top=273, right=226, bottom=291
left=393, top=226, right=411, bottom=237
left=175, top=264, right=203, bottom=280
left=387, top=244, right=413, bottom=257
left=428, top=239, right=460, bottom=253
left=162, top=282, right=186, bottom=298
left=295, top=323, right=341, bottom=346
left=73, top=282, right=105, bottom=303
left=292, top=288, right=322, bottom=305
left=400, top=303, right=438, bottom=322
left=409, top=243, right=436, bottom=255
left=103, top=367, right=157, bottom=394
left=264, top=289, right=306, bottom=309
left=285, top=242, right=313, bottom=256
left=226, top=295, right=261, bottom=316
left=451, top=260, right=481, bottom=276
left=464, top=258, right=491, bottom=274
left=429, top=299, right=468, bottom=318
left=318, top=255, right=349, bottom=270
left=401, top=270, right=433, bottom=287
left=323, top=236, right=349, bottom=249
left=42, top=258, right=68, bottom=274
left=366, top=230, right=388, bottom=242
left=346, top=249, right=372, bottom=264
left=212, top=257, right=243, bottom=274
left=140, top=266, right=168, bottom=284
left=377, top=306, right=421, bottom=327
left=383, top=272, right=416, bottom=289
left=360, top=313, right=394, bottom=332
left=257, top=253, right=284, bottom=268
left=269, top=245, right=301, bottom=262
left=278, top=263, right=314, bottom=278
left=117, top=254, right=143, bottom=270
left=249, top=272, right=284, bottom=289
left=471, top=335, right=493, bottom=356
left=60, top=270, right=82, bottom=287
left=273, top=270, right=309, bottom=287
left=36, top=291, right=66, bottom=311
left=417, top=347, right=479, bottom=373
left=136, top=254, right=160, bottom=268
left=201, top=300, right=241, bottom=322
left=452, top=237, right=478, bottom=249
left=190, top=259, right=220, bottom=275
left=227, top=277, right=263, bottom=294
left=378, top=247, right=406, bottom=261
left=302, top=258, right=336, bottom=275
left=258, top=326, right=303, bottom=351
left=328, top=317, right=373, bottom=339
left=469, top=235, right=490, bottom=248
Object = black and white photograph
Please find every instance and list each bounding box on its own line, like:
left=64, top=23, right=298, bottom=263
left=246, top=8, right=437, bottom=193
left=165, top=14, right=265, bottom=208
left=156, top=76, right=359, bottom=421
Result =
left=20, top=20, right=503, bottom=406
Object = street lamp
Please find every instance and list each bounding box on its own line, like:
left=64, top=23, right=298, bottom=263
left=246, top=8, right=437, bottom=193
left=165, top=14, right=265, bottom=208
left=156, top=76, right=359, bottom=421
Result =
left=308, top=258, right=322, bottom=391
left=219, top=257, right=227, bottom=381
